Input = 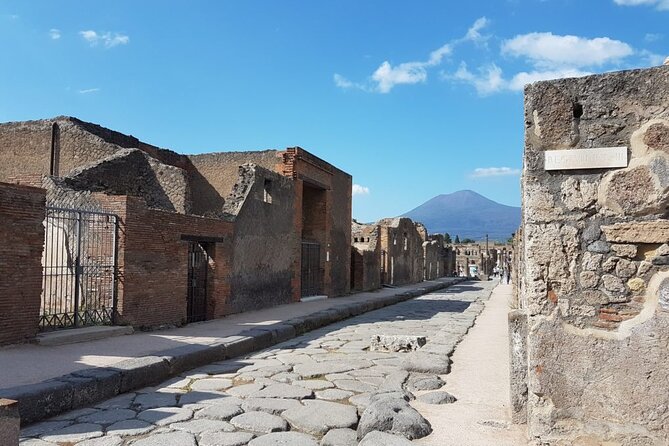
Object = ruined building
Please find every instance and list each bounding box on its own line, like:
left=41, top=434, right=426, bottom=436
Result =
left=513, top=65, right=669, bottom=444
left=0, top=117, right=351, bottom=344
left=350, top=218, right=455, bottom=292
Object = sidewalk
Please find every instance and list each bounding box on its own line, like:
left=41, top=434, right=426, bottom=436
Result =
left=414, top=282, right=528, bottom=445
left=0, top=277, right=464, bottom=424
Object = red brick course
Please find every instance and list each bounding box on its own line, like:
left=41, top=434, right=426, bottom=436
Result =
left=0, top=182, right=46, bottom=345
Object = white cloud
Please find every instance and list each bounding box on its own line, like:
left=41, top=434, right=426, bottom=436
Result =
left=79, top=30, right=129, bottom=48
left=334, top=17, right=487, bottom=93
left=614, top=0, right=669, bottom=10
left=352, top=184, right=370, bottom=196
left=639, top=49, right=667, bottom=66
left=78, top=88, right=100, bottom=94
left=502, top=33, right=633, bottom=68
left=451, top=63, right=505, bottom=95
left=49, top=29, right=61, bottom=40
left=464, top=17, right=490, bottom=44
left=471, top=167, right=521, bottom=178
left=508, top=68, right=592, bottom=91
left=644, top=33, right=663, bottom=42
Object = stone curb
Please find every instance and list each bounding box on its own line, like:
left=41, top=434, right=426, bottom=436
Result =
left=3, top=278, right=466, bottom=425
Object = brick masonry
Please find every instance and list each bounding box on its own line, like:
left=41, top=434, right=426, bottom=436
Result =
left=0, top=183, right=45, bottom=345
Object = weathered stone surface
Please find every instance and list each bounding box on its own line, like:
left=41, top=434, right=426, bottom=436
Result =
left=357, top=398, right=431, bottom=440
left=405, top=374, right=445, bottom=391
left=611, top=244, right=638, bottom=258
left=105, top=419, right=154, bottom=437
left=189, top=378, right=233, bottom=392
left=230, top=411, right=288, bottom=433
left=249, top=383, right=313, bottom=400
left=134, top=392, right=178, bottom=410
left=241, top=398, right=302, bottom=415
left=320, top=428, right=357, bottom=446
left=77, top=436, right=124, bottom=446
left=508, top=310, right=528, bottom=424
left=369, top=335, right=426, bottom=352
left=415, top=391, right=457, bottom=404
left=282, top=400, right=358, bottom=436
left=130, top=431, right=196, bottom=446
left=226, top=383, right=265, bottom=398
left=587, top=241, right=610, bottom=254
left=400, top=353, right=450, bottom=374
left=292, top=380, right=334, bottom=390
left=41, top=423, right=103, bottom=443
left=315, top=389, right=354, bottom=401
left=195, top=403, right=244, bottom=420
left=78, top=409, right=135, bottom=425
left=137, top=407, right=193, bottom=426
left=602, top=220, right=669, bottom=243
left=579, top=271, right=599, bottom=289
left=170, top=418, right=235, bottom=434
left=247, top=432, right=318, bottom=446
left=333, top=379, right=376, bottom=393
left=358, top=431, right=414, bottom=446
left=293, top=362, right=359, bottom=378
left=199, top=431, right=255, bottom=446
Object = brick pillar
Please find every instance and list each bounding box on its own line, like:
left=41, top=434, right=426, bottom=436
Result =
left=0, top=399, right=19, bottom=446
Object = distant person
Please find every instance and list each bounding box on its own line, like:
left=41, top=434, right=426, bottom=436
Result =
left=505, top=270, right=511, bottom=284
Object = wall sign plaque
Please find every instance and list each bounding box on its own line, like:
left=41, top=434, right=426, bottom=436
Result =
left=544, top=147, right=628, bottom=171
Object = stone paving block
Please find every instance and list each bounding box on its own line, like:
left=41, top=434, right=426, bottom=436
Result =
left=230, top=411, right=288, bottom=433
left=170, top=418, right=235, bottom=434
left=189, top=378, right=233, bottom=392
left=112, top=356, right=170, bottom=394
left=199, top=431, right=256, bottom=446
left=137, top=407, right=194, bottom=426
left=78, top=408, right=136, bottom=425
left=400, top=353, right=451, bottom=374
left=3, top=381, right=74, bottom=425
left=333, top=379, right=376, bottom=393
left=195, top=402, right=243, bottom=420
left=178, top=390, right=239, bottom=406
left=222, top=336, right=256, bottom=359
left=315, top=389, right=354, bottom=401
left=160, top=343, right=228, bottom=375
left=282, top=400, right=358, bottom=436
left=95, top=393, right=135, bottom=410
left=415, top=391, right=457, bottom=404
left=370, top=335, right=426, bottom=352
left=105, top=419, right=154, bottom=437
left=134, top=392, right=178, bottom=410
left=77, top=435, right=124, bottom=446
left=227, top=383, right=265, bottom=398
left=321, top=428, right=358, bottom=446
left=250, top=383, right=314, bottom=400
left=20, top=420, right=72, bottom=439
left=357, top=398, right=431, bottom=440
left=41, top=423, right=103, bottom=443
left=129, top=431, right=196, bottom=446
left=406, top=374, right=445, bottom=391
left=241, top=397, right=302, bottom=415
left=247, top=431, right=319, bottom=446
left=358, top=430, right=414, bottom=445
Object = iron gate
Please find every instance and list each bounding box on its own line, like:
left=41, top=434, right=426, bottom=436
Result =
left=187, top=242, right=208, bottom=323
left=301, top=241, right=322, bottom=297
left=40, top=207, right=118, bottom=331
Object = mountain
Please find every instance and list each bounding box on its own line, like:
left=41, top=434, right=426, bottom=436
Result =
left=401, top=190, right=520, bottom=241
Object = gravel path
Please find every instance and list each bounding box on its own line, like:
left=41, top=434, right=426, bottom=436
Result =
left=20, top=281, right=494, bottom=446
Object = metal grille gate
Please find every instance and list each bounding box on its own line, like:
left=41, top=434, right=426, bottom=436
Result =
left=187, top=242, right=208, bottom=323
left=301, top=241, right=322, bottom=297
left=41, top=207, right=118, bottom=331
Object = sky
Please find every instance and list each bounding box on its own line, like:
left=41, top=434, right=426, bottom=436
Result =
left=0, top=1, right=667, bottom=222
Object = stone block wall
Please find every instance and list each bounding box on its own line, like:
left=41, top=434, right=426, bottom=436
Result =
left=352, top=221, right=381, bottom=292
left=224, top=164, right=298, bottom=313
left=0, top=183, right=45, bottom=345
left=519, top=66, right=669, bottom=444
left=379, top=218, right=424, bottom=286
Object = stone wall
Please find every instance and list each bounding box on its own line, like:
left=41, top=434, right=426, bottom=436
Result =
left=351, top=221, right=381, bottom=292
left=0, top=183, right=45, bottom=345
left=518, top=66, right=669, bottom=444
left=224, top=164, right=298, bottom=313
left=379, top=218, right=424, bottom=286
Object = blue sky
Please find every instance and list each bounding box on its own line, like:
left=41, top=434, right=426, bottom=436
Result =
left=0, top=1, right=666, bottom=222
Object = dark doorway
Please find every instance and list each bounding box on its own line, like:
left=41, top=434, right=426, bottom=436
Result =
left=187, top=241, right=208, bottom=323
left=301, top=241, right=322, bottom=297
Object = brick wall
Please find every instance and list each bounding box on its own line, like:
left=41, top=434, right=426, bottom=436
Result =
left=0, top=183, right=45, bottom=345
left=95, top=194, right=233, bottom=328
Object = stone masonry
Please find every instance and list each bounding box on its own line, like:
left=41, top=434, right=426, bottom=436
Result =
left=516, top=65, right=669, bottom=444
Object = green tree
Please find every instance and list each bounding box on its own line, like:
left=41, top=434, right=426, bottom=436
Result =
left=444, top=233, right=452, bottom=244
left=454, top=235, right=460, bottom=244
left=462, top=238, right=475, bottom=244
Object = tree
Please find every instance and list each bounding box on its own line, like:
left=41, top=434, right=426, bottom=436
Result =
left=454, top=235, right=460, bottom=244
left=444, top=233, right=452, bottom=244
left=462, top=238, right=475, bottom=244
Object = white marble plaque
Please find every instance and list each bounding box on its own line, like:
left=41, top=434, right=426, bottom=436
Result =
left=544, top=147, right=628, bottom=171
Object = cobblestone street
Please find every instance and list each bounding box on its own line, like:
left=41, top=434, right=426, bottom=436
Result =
left=19, top=281, right=494, bottom=446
